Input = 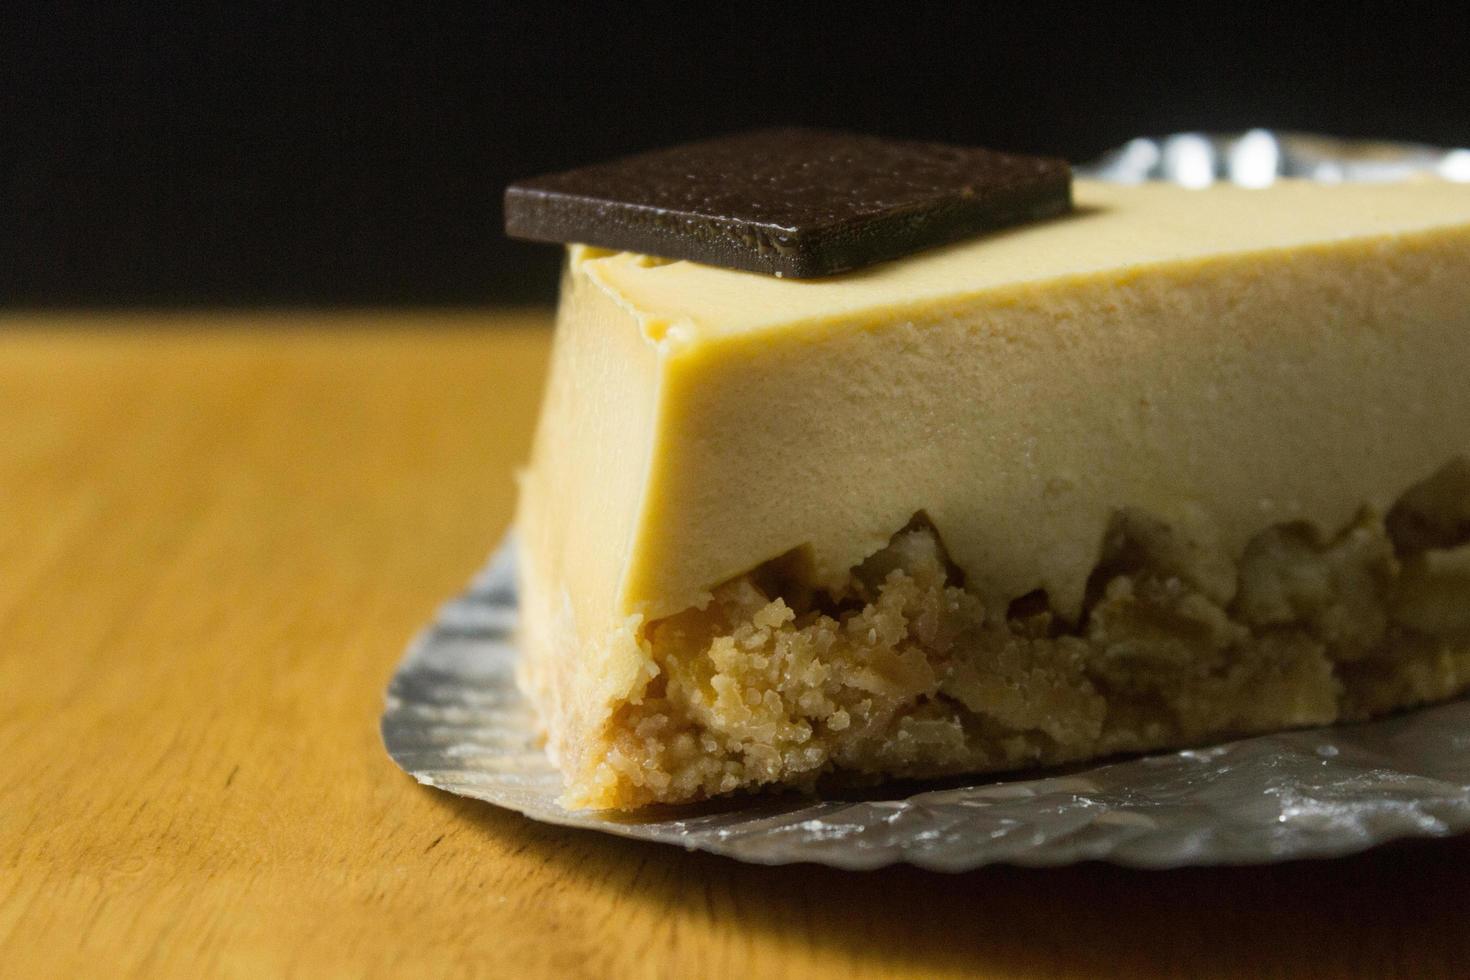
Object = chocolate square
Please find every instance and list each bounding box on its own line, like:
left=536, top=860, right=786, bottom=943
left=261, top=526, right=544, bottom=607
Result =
left=505, top=128, right=1072, bottom=278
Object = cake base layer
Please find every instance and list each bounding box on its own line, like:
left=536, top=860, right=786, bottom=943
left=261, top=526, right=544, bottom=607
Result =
left=560, top=461, right=1470, bottom=810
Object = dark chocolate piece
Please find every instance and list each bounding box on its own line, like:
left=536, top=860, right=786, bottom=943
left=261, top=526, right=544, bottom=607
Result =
left=504, top=128, right=1072, bottom=278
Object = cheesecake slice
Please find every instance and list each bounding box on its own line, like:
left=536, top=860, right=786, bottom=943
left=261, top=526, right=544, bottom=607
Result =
left=516, top=178, right=1470, bottom=811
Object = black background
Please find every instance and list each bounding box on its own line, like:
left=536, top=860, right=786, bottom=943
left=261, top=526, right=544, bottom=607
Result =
left=5, top=3, right=1469, bottom=308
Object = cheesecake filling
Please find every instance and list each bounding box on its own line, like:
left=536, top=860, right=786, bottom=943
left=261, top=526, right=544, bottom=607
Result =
left=584, top=459, right=1470, bottom=809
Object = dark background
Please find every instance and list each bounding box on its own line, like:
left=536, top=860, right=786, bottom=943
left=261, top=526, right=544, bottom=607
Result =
left=5, top=4, right=1469, bottom=308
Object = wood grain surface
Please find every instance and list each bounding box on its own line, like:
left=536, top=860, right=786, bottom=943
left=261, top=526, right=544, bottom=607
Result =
left=3, top=312, right=1469, bottom=979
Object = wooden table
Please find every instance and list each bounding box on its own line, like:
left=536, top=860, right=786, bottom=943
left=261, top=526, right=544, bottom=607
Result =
left=4, top=312, right=1469, bottom=979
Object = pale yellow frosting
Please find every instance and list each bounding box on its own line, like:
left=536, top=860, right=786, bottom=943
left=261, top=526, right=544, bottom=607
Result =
left=583, top=179, right=1470, bottom=344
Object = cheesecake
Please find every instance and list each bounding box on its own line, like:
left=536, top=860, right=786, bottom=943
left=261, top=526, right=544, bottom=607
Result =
left=515, top=177, right=1470, bottom=811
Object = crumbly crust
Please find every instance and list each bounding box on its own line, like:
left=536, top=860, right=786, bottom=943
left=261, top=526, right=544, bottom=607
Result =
left=565, top=461, right=1470, bottom=810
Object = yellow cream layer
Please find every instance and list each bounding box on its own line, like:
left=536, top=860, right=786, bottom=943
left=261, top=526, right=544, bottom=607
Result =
left=515, top=178, right=1470, bottom=795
